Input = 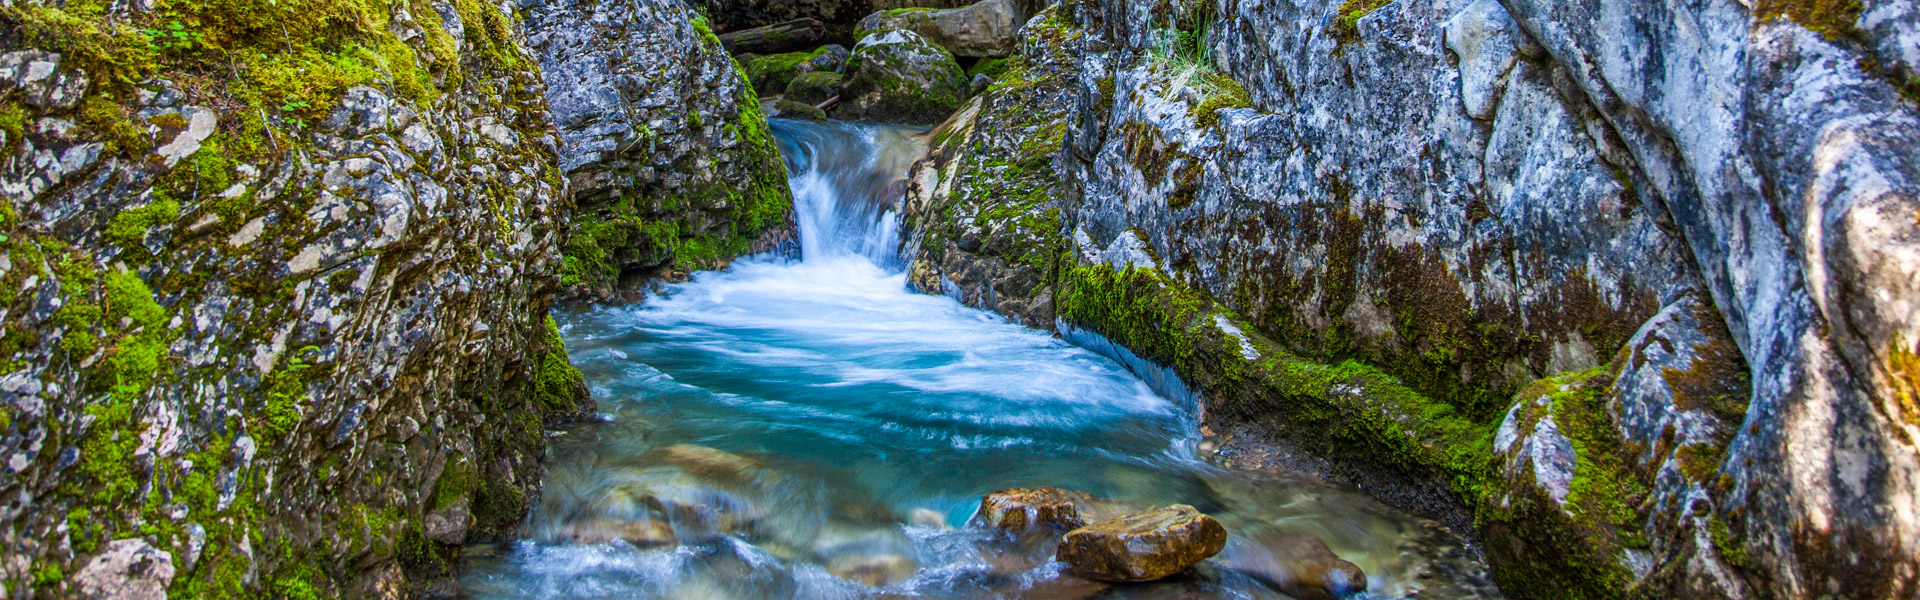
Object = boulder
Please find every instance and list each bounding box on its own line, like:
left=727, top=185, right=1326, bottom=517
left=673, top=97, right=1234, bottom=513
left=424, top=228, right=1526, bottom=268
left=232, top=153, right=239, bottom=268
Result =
left=772, top=99, right=828, bottom=121
left=1224, top=531, right=1368, bottom=600
left=787, top=71, right=845, bottom=105
left=1055, top=505, right=1228, bottom=582
left=977, top=487, right=1089, bottom=531
left=856, top=0, right=1022, bottom=57
left=742, top=45, right=849, bottom=97
left=837, top=30, right=969, bottom=125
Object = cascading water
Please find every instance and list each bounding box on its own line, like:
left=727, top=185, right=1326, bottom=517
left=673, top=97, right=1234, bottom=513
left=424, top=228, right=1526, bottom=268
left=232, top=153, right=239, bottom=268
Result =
left=457, top=120, right=1498, bottom=599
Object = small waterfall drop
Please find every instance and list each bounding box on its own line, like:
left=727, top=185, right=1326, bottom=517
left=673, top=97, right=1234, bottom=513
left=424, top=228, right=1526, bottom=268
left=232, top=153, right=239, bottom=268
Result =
left=770, top=120, right=927, bottom=266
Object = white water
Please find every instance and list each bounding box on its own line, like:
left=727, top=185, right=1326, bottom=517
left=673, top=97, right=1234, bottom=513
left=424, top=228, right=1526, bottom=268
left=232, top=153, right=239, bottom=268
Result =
left=457, top=120, right=1495, bottom=599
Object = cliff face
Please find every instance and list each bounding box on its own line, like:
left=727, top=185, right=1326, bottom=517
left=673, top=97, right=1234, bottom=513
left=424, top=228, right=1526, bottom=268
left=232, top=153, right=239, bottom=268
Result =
left=524, top=0, right=796, bottom=301
left=900, top=0, right=1920, bottom=597
left=0, top=0, right=779, bottom=596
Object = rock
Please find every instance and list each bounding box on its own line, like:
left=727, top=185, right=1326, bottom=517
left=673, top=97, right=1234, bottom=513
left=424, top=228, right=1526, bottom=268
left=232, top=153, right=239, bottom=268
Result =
left=422, top=497, right=475, bottom=545
left=909, top=507, right=950, bottom=529
left=1224, top=531, right=1367, bottom=600
left=856, top=0, right=1022, bottom=57
left=772, top=99, right=828, bottom=121
left=977, top=487, right=1089, bottom=532
left=969, top=73, right=994, bottom=96
left=837, top=30, right=969, bottom=125
left=72, top=538, right=175, bottom=600
left=743, top=46, right=846, bottom=96
left=786, top=71, right=844, bottom=105
left=642, top=444, right=763, bottom=482
left=1055, top=505, right=1227, bottom=582
left=525, top=0, right=795, bottom=299
left=556, top=517, right=677, bottom=547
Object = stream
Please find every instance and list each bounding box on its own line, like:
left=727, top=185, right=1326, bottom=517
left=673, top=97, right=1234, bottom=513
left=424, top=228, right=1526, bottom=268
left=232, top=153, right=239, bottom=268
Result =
left=457, top=120, right=1498, bottom=599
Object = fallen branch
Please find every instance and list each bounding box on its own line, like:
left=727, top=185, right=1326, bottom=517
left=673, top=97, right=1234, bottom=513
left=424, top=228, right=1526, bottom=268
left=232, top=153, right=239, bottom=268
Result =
left=719, top=18, right=828, bottom=55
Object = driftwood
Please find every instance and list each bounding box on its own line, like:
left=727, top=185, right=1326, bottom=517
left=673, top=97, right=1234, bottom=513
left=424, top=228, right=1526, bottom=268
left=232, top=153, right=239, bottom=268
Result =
left=718, top=18, right=829, bottom=55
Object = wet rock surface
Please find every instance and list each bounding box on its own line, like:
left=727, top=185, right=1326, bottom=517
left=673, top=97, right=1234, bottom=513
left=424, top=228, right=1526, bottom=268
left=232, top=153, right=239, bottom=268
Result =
left=1056, top=504, right=1228, bottom=582
left=977, top=487, right=1092, bottom=532
left=1223, top=531, right=1368, bottom=600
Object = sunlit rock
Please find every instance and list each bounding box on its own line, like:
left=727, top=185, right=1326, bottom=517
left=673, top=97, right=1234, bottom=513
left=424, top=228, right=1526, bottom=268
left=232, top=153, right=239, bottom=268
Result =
left=1055, top=504, right=1227, bottom=582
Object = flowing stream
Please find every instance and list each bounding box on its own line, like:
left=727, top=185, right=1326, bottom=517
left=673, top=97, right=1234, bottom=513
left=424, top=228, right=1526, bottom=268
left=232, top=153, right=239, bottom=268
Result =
left=458, top=120, right=1496, bottom=599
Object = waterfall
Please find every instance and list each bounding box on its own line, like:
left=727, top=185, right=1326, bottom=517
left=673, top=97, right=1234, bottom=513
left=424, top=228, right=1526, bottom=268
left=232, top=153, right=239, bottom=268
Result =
left=770, top=120, right=928, bottom=266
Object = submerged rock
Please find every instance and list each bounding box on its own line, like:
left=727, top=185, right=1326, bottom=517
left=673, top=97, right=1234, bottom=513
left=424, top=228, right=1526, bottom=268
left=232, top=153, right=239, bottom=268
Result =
left=978, top=487, right=1090, bottom=531
left=838, top=30, right=970, bottom=125
left=1223, top=531, right=1367, bottom=600
left=1056, top=505, right=1228, bottom=582
left=556, top=517, right=677, bottom=547
left=856, top=0, right=1022, bottom=57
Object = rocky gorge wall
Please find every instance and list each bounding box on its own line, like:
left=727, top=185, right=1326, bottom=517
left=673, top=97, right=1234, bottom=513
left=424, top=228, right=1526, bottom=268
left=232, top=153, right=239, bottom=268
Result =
left=0, top=0, right=782, bottom=596
left=897, top=0, right=1920, bottom=597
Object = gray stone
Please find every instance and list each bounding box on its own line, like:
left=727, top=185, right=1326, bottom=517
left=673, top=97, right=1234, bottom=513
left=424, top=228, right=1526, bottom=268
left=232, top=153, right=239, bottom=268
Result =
left=857, top=0, right=1022, bottom=57
left=72, top=538, right=174, bottom=600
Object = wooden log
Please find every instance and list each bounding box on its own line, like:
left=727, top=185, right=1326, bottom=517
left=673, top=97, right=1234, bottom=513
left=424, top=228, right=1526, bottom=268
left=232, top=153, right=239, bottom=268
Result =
left=718, top=18, right=829, bottom=55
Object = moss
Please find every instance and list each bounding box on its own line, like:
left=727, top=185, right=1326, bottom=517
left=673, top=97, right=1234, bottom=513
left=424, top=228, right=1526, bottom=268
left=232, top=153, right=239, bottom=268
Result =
left=1709, top=515, right=1755, bottom=570
left=1757, top=0, right=1864, bottom=42
left=1891, top=335, right=1920, bottom=428
left=968, top=57, right=1010, bottom=80
left=104, top=199, right=182, bottom=251
left=1334, top=0, right=1393, bottom=42
left=532, top=316, right=588, bottom=414
left=1057, top=262, right=1491, bottom=492
left=258, top=346, right=322, bottom=448
left=1190, top=73, right=1250, bottom=128
left=1478, top=368, right=1647, bottom=599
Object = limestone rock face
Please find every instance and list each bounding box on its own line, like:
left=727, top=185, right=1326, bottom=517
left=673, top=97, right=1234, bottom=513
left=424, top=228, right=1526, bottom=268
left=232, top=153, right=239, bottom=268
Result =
left=0, top=0, right=592, bottom=595
left=898, top=0, right=1920, bottom=596
left=838, top=30, right=970, bottom=125
left=1055, top=505, right=1227, bottom=582
left=857, top=0, right=1024, bottom=57
left=524, top=0, right=796, bottom=299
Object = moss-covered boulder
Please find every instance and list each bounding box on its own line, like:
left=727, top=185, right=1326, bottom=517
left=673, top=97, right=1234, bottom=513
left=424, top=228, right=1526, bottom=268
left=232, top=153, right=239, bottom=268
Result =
left=786, top=71, right=844, bottom=105
left=771, top=98, right=827, bottom=121
left=526, top=0, right=796, bottom=300
left=837, top=30, right=969, bottom=125
left=742, top=44, right=848, bottom=96
left=855, top=0, right=1022, bottom=57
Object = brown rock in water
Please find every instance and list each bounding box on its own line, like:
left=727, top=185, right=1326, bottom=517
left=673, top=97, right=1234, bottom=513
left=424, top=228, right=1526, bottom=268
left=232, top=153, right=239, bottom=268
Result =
left=643, top=444, right=765, bottom=482
left=558, top=517, right=677, bottom=547
left=1056, top=505, right=1228, bottom=582
left=1227, top=531, right=1367, bottom=600
left=978, top=487, right=1090, bottom=531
